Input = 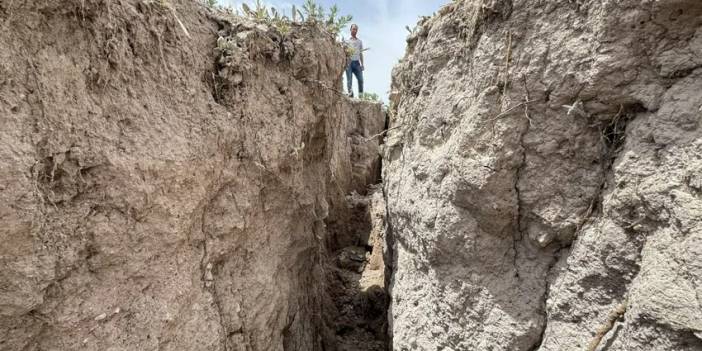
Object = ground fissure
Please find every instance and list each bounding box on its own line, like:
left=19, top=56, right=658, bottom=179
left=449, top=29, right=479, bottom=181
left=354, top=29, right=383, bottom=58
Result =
left=3, top=1, right=702, bottom=350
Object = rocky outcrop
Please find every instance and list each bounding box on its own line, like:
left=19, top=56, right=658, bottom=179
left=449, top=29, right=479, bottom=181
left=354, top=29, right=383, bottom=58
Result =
left=0, top=1, right=385, bottom=350
left=385, top=0, right=702, bottom=350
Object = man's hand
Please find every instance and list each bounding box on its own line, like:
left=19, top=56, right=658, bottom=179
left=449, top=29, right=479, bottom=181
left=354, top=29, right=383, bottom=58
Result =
left=361, top=64, right=365, bottom=71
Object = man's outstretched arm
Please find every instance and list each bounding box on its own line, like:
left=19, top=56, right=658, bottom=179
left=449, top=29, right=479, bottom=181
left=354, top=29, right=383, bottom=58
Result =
left=360, top=42, right=365, bottom=70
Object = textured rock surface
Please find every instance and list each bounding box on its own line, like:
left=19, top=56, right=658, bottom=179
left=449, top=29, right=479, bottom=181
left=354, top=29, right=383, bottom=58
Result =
left=0, top=1, right=384, bottom=350
left=385, top=0, right=702, bottom=350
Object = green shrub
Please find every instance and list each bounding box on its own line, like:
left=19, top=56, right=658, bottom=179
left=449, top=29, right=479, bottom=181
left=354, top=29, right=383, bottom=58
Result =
left=236, top=0, right=352, bottom=38
left=359, top=92, right=380, bottom=102
left=344, top=44, right=370, bottom=60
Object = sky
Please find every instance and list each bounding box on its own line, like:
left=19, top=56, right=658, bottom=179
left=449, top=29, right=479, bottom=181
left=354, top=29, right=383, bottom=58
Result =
left=217, top=0, right=448, bottom=101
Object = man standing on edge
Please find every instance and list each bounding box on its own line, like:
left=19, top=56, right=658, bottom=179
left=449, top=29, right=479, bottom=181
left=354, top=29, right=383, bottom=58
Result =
left=345, top=24, right=364, bottom=98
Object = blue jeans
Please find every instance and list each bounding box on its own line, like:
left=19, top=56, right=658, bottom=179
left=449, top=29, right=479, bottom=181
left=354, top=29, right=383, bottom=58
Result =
left=346, top=60, right=363, bottom=95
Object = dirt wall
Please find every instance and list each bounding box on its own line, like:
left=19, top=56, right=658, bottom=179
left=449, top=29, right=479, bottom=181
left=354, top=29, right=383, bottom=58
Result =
left=385, top=0, right=702, bottom=350
left=0, top=1, right=385, bottom=350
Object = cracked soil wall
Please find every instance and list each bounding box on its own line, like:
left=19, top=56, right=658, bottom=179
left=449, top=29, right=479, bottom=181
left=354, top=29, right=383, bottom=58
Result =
left=0, top=1, right=385, bottom=350
left=384, top=0, right=702, bottom=350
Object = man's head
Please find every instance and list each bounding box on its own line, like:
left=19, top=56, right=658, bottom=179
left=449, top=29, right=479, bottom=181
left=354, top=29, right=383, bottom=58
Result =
left=350, top=24, right=358, bottom=38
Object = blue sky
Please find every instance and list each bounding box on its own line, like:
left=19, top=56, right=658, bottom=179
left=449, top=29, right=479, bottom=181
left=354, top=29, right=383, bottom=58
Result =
left=217, top=0, right=448, bottom=101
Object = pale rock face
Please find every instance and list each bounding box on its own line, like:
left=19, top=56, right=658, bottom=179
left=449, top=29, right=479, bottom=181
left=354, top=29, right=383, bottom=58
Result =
left=0, top=1, right=385, bottom=350
left=385, top=0, right=702, bottom=350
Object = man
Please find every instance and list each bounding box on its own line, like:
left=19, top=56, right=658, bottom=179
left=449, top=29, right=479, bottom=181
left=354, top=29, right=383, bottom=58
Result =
left=345, top=24, right=364, bottom=98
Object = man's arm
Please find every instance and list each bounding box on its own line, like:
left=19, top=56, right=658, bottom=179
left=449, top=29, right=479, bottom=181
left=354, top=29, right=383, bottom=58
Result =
left=360, top=42, right=365, bottom=70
